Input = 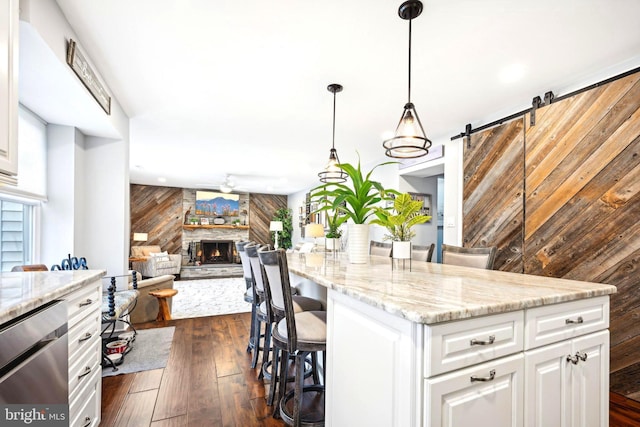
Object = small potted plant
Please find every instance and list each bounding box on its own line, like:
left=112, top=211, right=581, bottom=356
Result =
left=310, top=155, right=397, bottom=263
left=370, top=193, right=431, bottom=259
left=313, top=203, right=348, bottom=251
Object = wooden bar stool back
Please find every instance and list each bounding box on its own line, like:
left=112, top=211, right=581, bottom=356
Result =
left=236, top=240, right=258, bottom=354
left=442, top=244, right=497, bottom=269
left=260, top=248, right=326, bottom=427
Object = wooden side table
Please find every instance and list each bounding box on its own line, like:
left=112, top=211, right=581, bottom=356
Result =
left=148, top=288, right=179, bottom=321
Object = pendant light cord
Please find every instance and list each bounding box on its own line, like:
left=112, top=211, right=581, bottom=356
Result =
left=408, top=18, right=412, bottom=103
left=332, top=90, right=337, bottom=149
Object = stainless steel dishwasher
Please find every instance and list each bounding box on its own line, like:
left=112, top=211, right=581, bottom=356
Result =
left=0, top=300, right=68, bottom=404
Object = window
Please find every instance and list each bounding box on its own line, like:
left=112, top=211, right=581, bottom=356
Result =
left=0, top=199, right=34, bottom=271
left=0, top=105, right=46, bottom=271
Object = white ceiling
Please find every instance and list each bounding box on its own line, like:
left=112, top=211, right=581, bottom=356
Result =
left=49, top=0, right=640, bottom=195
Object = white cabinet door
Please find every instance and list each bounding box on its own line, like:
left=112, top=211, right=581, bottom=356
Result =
left=570, top=330, right=609, bottom=427
left=0, top=0, right=18, bottom=180
left=525, top=330, right=609, bottom=427
left=525, top=340, right=572, bottom=427
left=425, top=353, right=524, bottom=427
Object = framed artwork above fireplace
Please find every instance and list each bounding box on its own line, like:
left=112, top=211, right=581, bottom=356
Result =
left=195, top=191, right=240, bottom=216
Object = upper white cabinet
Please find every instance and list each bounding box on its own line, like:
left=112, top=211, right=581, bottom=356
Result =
left=0, top=0, right=18, bottom=183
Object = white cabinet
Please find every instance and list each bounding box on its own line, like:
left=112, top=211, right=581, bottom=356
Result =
left=325, top=288, right=610, bottom=427
left=0, top=0, right=18, bottom=182
left=525, top=330, right=609, bottom=427
left=425, top=354, right=524, bottom=427
left=325, top=290, right=420, bottom=427
left=65, top=282, right=102, bottom=427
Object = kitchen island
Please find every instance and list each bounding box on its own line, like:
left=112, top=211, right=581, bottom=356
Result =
left=287, top=253, right=616, bottom=427
left=0, top=270, right=105, bottom=427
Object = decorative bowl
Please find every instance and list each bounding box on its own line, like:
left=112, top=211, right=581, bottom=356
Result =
left=106, top=339, right=128, bottom=354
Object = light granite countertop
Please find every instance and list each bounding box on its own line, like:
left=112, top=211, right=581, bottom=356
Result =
left=0, top=270, right=105, bottom=324
left=287, top=253, right=616, bottom=324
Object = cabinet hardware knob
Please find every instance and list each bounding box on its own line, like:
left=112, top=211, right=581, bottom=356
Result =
left=470, top=335, right=495, bottom=346
left=566, top=354, right=579, bottom=364
left=79, top=332, right=92, bottom=343
left=470, top=369, right=496, bottom=382
left=576, top=351, right=588, bottom=362
left=83, top=416, right=92, bottom=427
left=79, top=299, right=93, bottom=307
left=565, top=316, right=583, bottom=324
left=78, top=366, right=92, bottom=379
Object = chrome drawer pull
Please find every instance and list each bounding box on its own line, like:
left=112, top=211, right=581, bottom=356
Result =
left=470, top=335, right=495, bottom=346
left=576, top=351, right=588, bottom=362
left=567, top=354, right=579, bottom=365
left=79, top=299, right=93, bottom=307
left=78, top=366, right=92, bottom=379
left=470, top=369, right=496, bottom=382
left=79, top=332, right=92, bottom=343
left=83, top=416, right=92, bottom=427
left=565, top=316, right=583, bottom=324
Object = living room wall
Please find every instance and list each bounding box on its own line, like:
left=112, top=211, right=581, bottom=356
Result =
left=130, top=185, right=288, bottom=260
left=130, top=185, right=183, bottom=255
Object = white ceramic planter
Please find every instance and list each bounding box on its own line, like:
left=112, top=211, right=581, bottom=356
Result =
left=326, top=237, right=340, bottom=251
left=348, top=223, right=370, bottom=263
left=392, top=241, right=411, bottom=259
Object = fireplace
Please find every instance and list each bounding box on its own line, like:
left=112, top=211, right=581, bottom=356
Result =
left=200, top=240, right=236, bottom=264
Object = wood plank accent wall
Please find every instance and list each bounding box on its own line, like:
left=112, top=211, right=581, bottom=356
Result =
left=248, top=193, right=287, bottom=245
left=464, top=119, right=525, bottom=272
left=462, top=71, right=640, bottom=401
left=130, top=185, right=183, bottom=255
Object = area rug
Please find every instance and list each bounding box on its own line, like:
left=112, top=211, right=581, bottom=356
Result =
left=171, top=277, right=251, bottom=319
left=102, top=326, right=175, bottom=377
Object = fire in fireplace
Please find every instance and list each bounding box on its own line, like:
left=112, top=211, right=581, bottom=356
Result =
left=200, top=240, right=236, bottom=264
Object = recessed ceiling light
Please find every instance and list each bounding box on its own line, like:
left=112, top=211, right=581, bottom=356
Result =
left=158, top=177, right=167, bottom=183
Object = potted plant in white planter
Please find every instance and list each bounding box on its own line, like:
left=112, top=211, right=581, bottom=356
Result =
left=311, top=156, right=397, bottom=263
left=371, top=193, right=431, bottom=261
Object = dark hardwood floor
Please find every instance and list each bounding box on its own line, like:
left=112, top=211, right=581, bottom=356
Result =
left=101, top=313, right=285, bottom=426
left=102, top=312, right=640, bottom=427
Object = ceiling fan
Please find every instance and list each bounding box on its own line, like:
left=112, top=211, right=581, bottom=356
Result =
left=217, top=174, right=235, bottom=193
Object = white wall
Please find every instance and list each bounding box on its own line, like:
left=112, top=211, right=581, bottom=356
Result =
left=41, top=125, right=80, bottom=266
left=21, top=0, right=131, bottom=278
left=80, top=136, right=129, bottom=277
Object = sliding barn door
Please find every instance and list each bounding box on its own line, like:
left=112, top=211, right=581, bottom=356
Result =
left=463, top=70, right=640, bottom=399
left=463, top=119, right=525, bottom=272
left=524, top=72, right=640, bottom=398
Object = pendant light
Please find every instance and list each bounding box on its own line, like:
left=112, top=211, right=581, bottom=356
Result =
left=318, top=83, right=348, bottom=183
left=383, top=0, right=432, bottom=159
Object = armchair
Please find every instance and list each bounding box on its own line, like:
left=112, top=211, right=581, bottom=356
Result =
left=131, top=245, right=181, bottom=277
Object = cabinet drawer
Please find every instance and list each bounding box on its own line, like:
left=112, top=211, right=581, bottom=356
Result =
left=425, top=310, right=524, bottom=377
left=68, top=311, right=101, bottom=360
left=524, top=296, right=609, bottom=350
left=424, top=353, right=524, bottom=427
left=69, top=366, right=101, bottom=427
left=69, top=333, right=101, bottom=402
left=66, top=283, right=101, bottom=329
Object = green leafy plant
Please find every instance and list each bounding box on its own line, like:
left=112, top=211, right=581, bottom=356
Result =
left=310, top=156, right=398, bottom=225
left=271, top=208, right=293, bottom=249
left=370, top=193, right=431, bottom=241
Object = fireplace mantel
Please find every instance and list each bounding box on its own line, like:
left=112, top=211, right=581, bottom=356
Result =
left=183, top=225, right=250, bottom=230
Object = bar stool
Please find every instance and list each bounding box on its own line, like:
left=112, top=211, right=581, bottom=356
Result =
left=250, top=244, right=322, bottom=390
left=441, top=244, right=497, bottom=269
left=259, top=247, right=325, bottom=427
left=236, top=240, right=257, bottom=353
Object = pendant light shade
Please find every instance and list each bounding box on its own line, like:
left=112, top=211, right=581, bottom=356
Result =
left=319, top=83, right=348, bottom=183
left=383, top=0, right=432, bottom=159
